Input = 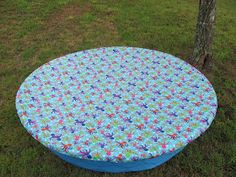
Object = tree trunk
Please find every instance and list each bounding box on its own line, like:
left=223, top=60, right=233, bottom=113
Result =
left=189, top=0, right=216, bottom=70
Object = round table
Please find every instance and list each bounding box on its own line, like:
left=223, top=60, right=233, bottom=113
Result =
left=16, top=47, right=217, bottom=173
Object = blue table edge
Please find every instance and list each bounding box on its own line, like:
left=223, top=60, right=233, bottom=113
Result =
left=50, top=146, right=185, bottom=173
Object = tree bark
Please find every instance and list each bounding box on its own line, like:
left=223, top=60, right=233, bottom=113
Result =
left=189, top=0, right=216, bottom=70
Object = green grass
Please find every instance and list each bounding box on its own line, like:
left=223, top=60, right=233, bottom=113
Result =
left=0, top=0, right=236, bottom=176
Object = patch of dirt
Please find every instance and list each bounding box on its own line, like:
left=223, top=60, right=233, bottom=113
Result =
left=217, top=60, right=236, bottom=80
left=224, top=60, right=236, bottom=79
left=45, top=3, right=92, bottom=28
left=94, top=18, right=119, bottom=36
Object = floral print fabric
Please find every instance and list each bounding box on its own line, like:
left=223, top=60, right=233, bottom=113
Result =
left=16, top=47, right=217, bottom=162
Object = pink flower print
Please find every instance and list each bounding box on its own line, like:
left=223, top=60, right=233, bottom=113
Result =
left=87, top=100, right=93, bottom=105
left=141, top=154, right=146, bottom=157
left=149, top=125, right=154, bottom=129
left=58, top=119, right=63, bottom=125
left=24, top=89, right=31, bottom=94
left=143, top=116, right=149, bottom=123
left=124, top=109, right=129, bottom=114
left=198, top=111, right=203, bottom=115
left=188, top=110, right=193, bottom=116
left=136, top=124, right=144, bottom=130
left=125, top=100, right=131, bottom=104
left=140, top=87, right=145, bottom=92
left=104, top=88, right=110, bottom=93
left=117, top=141, right=126, bottom=148
left=115, top=106, right=120, bottom=111
left=50, top=116, right=55, bottom=121
left=35, top=134, right=39, bottom=141
left=84, top=140, right=89, bottom=145
left=74, top=135, right=80, bottom=140
left=117, top=154, right=123, bottom=161
left=105, top=149, right=112, bottom=156
left=127, top=133, right=132, bottom=139
left=177, top=82, right=182, bottom=87
left=107, top=113, right=115, bottom=119
left=183, top=117, right=190, bottom=122
left=199, top=95, right=203, bottom=100
left=87, top=127, right=95, bottom=134
left=153, top=119, right=158, bottom=124
left=44, top=103, right=51, bottom=107
left=194, top=102, right=201, bottom=106
left=133, top=143, right=137, bottom=147
left=205, top=87, right=210, bottom=92
left=106, top=124, right=111, bottom=129
left=36, top=108, right=41, bottom=113
left=187, top=127, right=192, bottom=132
left=97, top=120, right=102, bottom=126
left=175, top=126, right=181, bottom=132
left=67, top=112, right=74, bottom=118
left=187, top=70, right=192, bottom=74
left=168, top=133, right=177, bottom=140
left=152, top=109, right=159, bottom=115
left=32, top=124, right=38, bottom=129
left=163, top=64, right=168, bottom=69
left=62, top=143, right=72, bottom=152
left=157, top=102, right=163, bottom=108
left=131, top=93, right=136, bottom=99
left=171, top=89, right=175, bottom=94
left=29, top=104, right=34, bottom=108
left=161, top=143, right=167, bottom=149
left=41, top=125, right=50, bottom=131
left=64, top=90, right=71, bottom=95
left=45, top=81, right=51, bottom=85
left=80, top=107, right=85, bottom=112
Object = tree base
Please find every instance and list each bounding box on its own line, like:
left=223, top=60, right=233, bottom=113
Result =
left=188, top=54, right=213, bottom=71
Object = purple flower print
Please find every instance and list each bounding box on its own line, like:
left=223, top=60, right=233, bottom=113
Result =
left=50, top=134, right=62, bottom=141
left=154, top=127, right=164, bottom=133
left=75, top=119, right=86, bottom=126
left=80, top=149, right=92, bottom=159
left=104, top=133, right=114, bottom=140
left=26, top=119, right=36, bottom=125
left=151, top=136, right=159, bottom=142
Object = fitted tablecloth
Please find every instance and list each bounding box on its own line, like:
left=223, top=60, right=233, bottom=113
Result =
left=16, top=47, right=217, bottom=163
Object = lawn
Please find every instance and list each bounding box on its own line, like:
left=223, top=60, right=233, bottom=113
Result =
left=0, top=0, right=236, bottom=176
